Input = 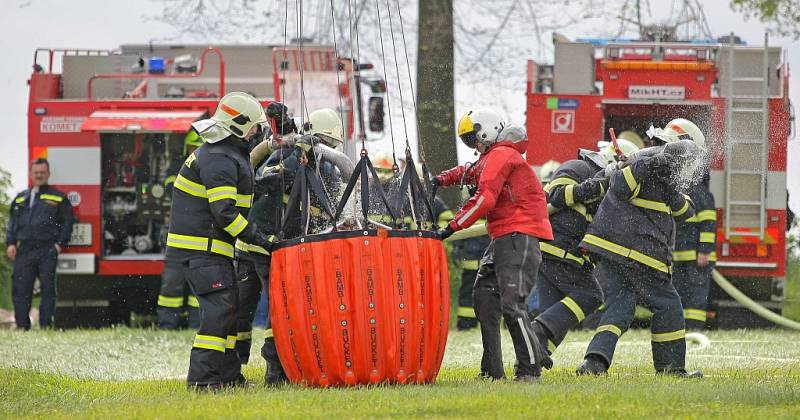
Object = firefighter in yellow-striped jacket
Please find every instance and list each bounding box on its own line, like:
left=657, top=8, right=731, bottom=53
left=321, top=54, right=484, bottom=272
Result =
left=157, top=130, right=204, bottom=330
left=576, top=140, right=702, bottom=377
left=452, top=221, right=489, bottom=330
left=530, top=141, right=637, bottom=361
left=672, top=171, right=717, bottom=330
left=165, top=92, right=273, bottom=391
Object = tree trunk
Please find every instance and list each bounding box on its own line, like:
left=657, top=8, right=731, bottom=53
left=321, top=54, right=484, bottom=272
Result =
left=417, top=0, right=459, bottom=209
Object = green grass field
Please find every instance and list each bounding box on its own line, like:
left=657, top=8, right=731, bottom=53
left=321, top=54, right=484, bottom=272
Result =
left=2, top=328, right=800, bottom=419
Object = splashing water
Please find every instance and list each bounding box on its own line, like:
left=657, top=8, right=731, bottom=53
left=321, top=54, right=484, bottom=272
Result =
left=673, top=148, right=710, bottom=193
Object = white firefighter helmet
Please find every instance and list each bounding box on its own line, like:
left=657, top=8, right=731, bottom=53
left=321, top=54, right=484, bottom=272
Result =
left=193, top=92, right=267, bottom=143
left=649, top=118, right=705, bottom=147
left=539, top=160, right=561, bottom=184
left=600, top=138, right=640, bottom=164
left=497, top=124, right=528, bottom=154
left=616, top=130, right=645, bottom=149
left=457, top=109, right=506, bottom=149
left=306, top=108, right=344, bottom=148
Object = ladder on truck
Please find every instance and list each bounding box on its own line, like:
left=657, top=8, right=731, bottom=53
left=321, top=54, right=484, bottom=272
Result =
left=723, top=33, right=770, bottom=240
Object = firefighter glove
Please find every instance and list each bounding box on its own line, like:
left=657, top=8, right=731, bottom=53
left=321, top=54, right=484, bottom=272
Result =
left=603, top=162, right=618, bottom=178
left=646, top=154, right=675, bottom=178
left=266, top=102, right=298, bottom=135
left=437, top=224, right=456, bottom=241
left=252, top=230, right=277, bottom=251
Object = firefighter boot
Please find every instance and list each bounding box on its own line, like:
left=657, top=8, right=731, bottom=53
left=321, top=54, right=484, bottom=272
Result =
left=262, top=337, right=288, bottom=386
left=532, top=320, right=554, bottom=366
left=473, top=287, right=505, bottom=379
left=576, top=354, right=608, bottom=376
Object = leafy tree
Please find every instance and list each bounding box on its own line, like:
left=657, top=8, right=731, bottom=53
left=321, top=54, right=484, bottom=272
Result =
left=731, top=0, right=800, bottom=39
left=0, top=168, right=13, bottom=309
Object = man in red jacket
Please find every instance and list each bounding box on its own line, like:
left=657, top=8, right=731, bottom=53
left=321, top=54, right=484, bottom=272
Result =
left=433, top=109, right=554, bottom=382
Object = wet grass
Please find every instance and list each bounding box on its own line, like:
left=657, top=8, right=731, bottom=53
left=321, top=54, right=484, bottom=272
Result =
left=2, top=328, right=800, bottom=419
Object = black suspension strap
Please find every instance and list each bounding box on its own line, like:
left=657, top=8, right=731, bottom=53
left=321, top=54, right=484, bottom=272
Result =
left=332, top=153, right=398, bottom=227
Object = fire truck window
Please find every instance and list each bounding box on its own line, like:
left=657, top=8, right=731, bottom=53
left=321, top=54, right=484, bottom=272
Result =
left=368, top=96, right=385, bottom=133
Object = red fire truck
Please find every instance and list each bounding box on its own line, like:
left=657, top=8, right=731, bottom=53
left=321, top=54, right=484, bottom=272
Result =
left=525, top=33, right=793, bottom=326
left=27, top=43, right=386, bottom=327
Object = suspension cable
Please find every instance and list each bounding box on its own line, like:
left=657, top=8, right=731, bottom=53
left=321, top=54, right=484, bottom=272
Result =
left=374, top=0, right=398, bottom=168
left=384, top=0, right=409, bottom=153
left=297, top=0, right=307, bottom=128
left=394, top=0, right=425, bottom=163
left=328, top=0, right=346, bottom=147
left=347, top=0, right=365, bottom=152
left=278, top=0, right=291, bottom=228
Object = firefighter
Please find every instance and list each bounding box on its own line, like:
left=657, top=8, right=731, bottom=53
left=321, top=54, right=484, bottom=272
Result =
left=452, top=125, right=527, bottom=331
left=531, top=139, right=640, bottom=360
left=452, top=229, right=489, bottom=331
left=234, top=103, right=315, bottom=387
left=673, top=171, right=716, bottom=330
left=157, top=130, right=204, bottom=330
left=616, top=130, right=645, bottom=150
left=539, top=160, right=561, bottom=186
left=652, top=119, right=715, bottom=331
left=6, top=158, right=74, bottom=330
left=576, top=139, right=704, bottom=378
left=433, top=109, right=553, bottom=382
left=166, top=92, right=274, bottom=391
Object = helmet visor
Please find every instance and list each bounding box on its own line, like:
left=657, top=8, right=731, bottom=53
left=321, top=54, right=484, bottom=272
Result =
left=460, top=130, right=478, bottom=149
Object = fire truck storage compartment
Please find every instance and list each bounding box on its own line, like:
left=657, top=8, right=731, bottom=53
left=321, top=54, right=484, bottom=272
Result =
left=101, top=131, right=183, bottom=257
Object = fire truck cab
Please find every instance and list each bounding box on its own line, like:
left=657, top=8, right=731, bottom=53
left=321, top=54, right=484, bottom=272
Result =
left=525, top=34, right=793, bottom=326
left=27, top=43, right=385, bottom=327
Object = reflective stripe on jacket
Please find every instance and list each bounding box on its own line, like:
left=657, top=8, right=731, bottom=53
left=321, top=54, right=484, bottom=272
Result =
left=166, top=136, right=257, bottom=261
left=674, top=177, right=717, bottom=263
left=542, top=158, right=604, bottom=268
left=579, top=156, right=695, bottom=274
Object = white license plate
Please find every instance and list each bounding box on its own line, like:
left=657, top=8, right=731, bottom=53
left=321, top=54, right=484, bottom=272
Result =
left=69, top=223, right=92, bottom=246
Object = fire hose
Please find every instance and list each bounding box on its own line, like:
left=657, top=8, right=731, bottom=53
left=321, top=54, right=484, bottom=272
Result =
left=446, top=224, right=800, bottom=331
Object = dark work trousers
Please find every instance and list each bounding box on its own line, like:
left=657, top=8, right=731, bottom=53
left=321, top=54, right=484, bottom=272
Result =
left=12, top=240, right=58, bottom=329
left=535, top=257, right=604, bottom=354
left=585, top=257, right=687, bottom=372
left=672, top=262, right=712, bottom=330
left=157, top=261, right=200, bottom=330
left=184, top=256, right=242, bottom=387
left=457, top=269, right=479, bottom=330
left=235, top=257, right=285, bottom=381
left=473, top=233, right=545, bottom=378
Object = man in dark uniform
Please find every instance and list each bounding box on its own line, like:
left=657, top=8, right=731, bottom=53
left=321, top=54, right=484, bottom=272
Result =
left=235, top=106, right=346, bottom=386
left=452, top=229, right=489, bottom=330
left=531, top=139, right=639, bottom=359
left=672, top=172, right=717, bottom=330
left=157, top=130, right=204, bottom=329
left=6, top=158, right=74, bottom=330
left=166, top=92, right=273, bottom=391
left=233, top=101, right=299, bottom=387
left=576, top=140, right=703, bottom=377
